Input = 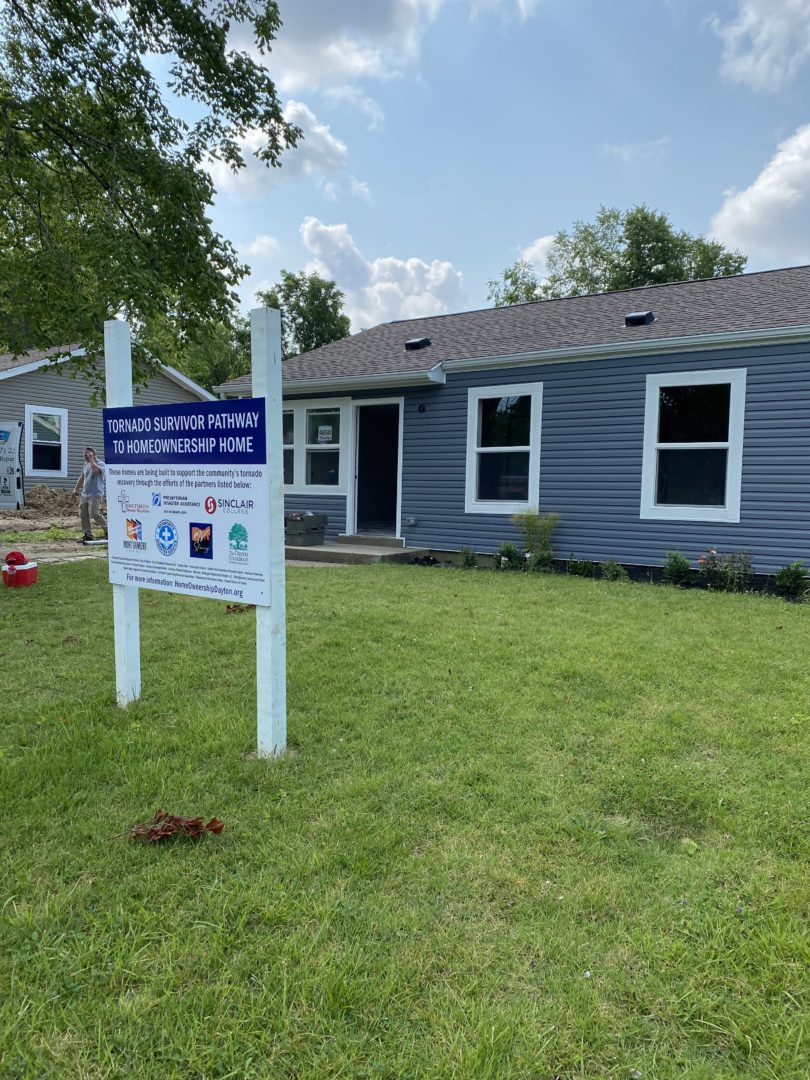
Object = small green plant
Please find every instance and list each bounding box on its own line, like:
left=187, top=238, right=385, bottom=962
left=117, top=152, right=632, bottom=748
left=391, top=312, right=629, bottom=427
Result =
left=568, top=555, right=594, bottom=578
left=697, top=546, right=722, bottom=589
left=459, top=546, right=478, bottom=570
left=496, top=542, right=523, bottom=571
left=601, top=560, right=630, bottom=582
left=663, top=550, right=692, bottom=587
left=720, top=551, right=754, bottom=593
left=511, top=510, right=560, bottom=573
left=775, top=560, right=807, bottom=597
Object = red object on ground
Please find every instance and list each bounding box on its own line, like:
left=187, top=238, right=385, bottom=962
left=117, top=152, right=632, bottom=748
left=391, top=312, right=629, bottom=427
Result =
left=3, top=551, right=38, bottom=587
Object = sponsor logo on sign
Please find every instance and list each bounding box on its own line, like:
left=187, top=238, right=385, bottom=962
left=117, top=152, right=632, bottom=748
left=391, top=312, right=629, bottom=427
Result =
left=190, top=522, right=213, bottom=560
left=228, top=522, right=249, bottom=564
left=204, top=496, right=217, bottom=514
left=219, top=498, right=255, bottom=514
left=124, top=518, right=147, bottom=551
left=155, top=519, right=179, bottom=557
left=0, top=430, right=10, bottom=444
left=118, top=491, right=149, bottom=514
left=152, top=492, right=162, bottom=506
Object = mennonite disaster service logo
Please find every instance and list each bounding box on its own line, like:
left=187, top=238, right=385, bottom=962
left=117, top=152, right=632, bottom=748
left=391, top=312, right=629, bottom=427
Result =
left=155, top=519, right=179, bottom=556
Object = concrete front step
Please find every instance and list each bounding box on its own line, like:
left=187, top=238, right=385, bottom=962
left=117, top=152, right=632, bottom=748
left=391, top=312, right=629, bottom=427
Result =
left=286, top=542, right=426, bottom=565
left=336, top=534, right=405, bottom=548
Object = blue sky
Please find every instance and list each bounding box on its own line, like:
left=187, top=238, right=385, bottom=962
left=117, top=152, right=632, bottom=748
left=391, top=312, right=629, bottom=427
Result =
left=204, top=0, right=810, bottom=329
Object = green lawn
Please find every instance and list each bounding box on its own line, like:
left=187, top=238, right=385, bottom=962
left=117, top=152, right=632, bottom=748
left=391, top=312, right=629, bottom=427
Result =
left=1, top=562, right=808, bottom=1079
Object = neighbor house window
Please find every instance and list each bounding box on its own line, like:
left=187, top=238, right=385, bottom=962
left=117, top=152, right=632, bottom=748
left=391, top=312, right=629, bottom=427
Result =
left=465, top=383, right=543, bottom=514
left=24, top=404, right=69, bottom=478
left=282, top=399, right=349, bottom=493
left=640, top=368, right=746, bottom=523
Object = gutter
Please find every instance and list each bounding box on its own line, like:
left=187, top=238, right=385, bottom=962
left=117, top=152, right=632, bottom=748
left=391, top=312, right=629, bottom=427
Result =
left=216, top=363, right=446, bottom=397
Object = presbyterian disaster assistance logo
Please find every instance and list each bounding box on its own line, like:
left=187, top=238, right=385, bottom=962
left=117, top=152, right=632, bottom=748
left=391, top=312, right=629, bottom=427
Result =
left=155, top=519, right=179, bottom=556
left=124, top=518, right=147, bottom=551
left=228, top=523, right=248, bottom=564
left=189, top=522, right=213, bottom=560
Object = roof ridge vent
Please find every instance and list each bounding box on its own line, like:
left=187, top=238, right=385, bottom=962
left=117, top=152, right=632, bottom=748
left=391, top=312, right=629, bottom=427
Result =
left=625, top=310, right=655, bottom=327
left=405, top=336, right=431, bottom=351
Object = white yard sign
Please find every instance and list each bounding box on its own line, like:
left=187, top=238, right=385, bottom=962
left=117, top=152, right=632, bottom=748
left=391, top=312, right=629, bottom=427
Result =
left=103, top=399, right=270, bottom=606
left=103, top=310, right=286, bottom=756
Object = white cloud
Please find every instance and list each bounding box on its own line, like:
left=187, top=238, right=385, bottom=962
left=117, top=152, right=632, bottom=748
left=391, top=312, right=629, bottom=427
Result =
left=521, top=234, right=555, bottom=278
left=231, top=1, right=538, bottom=97
left=602, top=137, right=672, bottom=164
left=324, top=86, right=386, bottom=130
left=299, top=215, right=465, bottom=326
left=711, top=0, right=810, bottom=92
left=210, top=101, right=371, bottom=201
left=711, top=123, right=810, bottom=264
left=238, top=234, right=279, bottom=258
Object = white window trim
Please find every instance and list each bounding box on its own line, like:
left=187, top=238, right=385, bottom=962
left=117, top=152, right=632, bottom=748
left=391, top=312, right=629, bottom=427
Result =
left=465, top=382, right=543, bottom=515
left=283, top=397, right=350, bottom=495
left=640, top=368, right=746, bottom=524
left=24, top=404, right=69, bottom=478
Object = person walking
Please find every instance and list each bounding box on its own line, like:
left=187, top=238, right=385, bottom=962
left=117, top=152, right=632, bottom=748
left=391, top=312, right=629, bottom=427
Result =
left=72, top=446, right=107, bottom=542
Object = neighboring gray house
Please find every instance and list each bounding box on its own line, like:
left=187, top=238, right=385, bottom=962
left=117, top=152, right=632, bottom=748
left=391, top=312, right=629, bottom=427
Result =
left=216, top=265, right=810, bottom=572
left=0, top=346, right=214, bottom=493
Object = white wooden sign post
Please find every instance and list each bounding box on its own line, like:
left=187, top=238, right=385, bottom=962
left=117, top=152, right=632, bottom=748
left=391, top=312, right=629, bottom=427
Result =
left=105, top=319, right=141, bottom=707
left=103, top=309, right=287, bottom=756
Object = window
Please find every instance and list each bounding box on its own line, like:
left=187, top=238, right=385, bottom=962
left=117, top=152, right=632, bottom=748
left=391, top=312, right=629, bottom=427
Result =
left=465, top=383, right=543, bottom=514
left=640, top=369, right=746, bottom=523
left=283, top=411, right=294, bottom=485
left=24, top=405, right=69, bottom=478
left=282, top=398, right=349, bottom=493
left=305, top=408, right=340, bottom=486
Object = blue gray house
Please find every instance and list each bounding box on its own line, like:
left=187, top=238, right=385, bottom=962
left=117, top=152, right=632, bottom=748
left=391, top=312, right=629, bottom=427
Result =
left=216, top=266, right=810, bottom=572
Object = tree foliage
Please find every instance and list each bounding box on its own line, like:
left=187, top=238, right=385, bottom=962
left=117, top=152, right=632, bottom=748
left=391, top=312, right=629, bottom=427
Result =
left=488, top=206, right=748, bottom=306
left=140, top=313, right=251, bottom=393
left=0, top=0, right=299, bottom=380
left=257, top=270, right=350, bottom=359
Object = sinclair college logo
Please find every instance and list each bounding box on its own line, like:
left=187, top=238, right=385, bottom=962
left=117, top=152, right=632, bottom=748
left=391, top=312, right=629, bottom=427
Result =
left=228, top=522, right=249, bottom=564
left=204, top=496, right=217, bottom=514
left=155, top=519, right=179, bottom=557
left=190, top=522, right=213, bottom=560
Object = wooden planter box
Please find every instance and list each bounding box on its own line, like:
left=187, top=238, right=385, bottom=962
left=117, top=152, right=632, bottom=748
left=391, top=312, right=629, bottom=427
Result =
left=285, top=514, right=327, bottom=546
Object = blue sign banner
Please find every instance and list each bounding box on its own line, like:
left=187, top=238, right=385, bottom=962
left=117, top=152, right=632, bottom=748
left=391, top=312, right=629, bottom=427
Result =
left=103, top=399, right=266, bottom=465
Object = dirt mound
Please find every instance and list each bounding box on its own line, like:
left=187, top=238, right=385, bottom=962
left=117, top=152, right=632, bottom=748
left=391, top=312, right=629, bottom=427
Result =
left=23, top=485, right=79, bottom=514
left=0, top=484, right=88, bottom=530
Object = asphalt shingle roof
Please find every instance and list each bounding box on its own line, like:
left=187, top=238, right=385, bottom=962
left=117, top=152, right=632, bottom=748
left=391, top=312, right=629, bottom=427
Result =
left=215, top=266, right=810, bottom=395
left=0, top=344, right=83, bottom=374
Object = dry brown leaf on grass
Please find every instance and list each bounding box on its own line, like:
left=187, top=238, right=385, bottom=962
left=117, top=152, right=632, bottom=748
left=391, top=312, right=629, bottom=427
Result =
left=126, top=809, right=224, bottom=843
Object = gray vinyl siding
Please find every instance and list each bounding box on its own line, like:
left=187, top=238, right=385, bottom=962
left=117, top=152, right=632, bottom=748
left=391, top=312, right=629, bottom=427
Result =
left=278, top=339, right=810, bottom=571
left=398, top=340, right=810, bottom=573
left=0, top=366, right=204, bottom=491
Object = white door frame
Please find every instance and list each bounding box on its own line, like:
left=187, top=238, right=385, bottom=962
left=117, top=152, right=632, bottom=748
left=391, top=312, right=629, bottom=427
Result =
left=346, top=397, right=404, bottom=537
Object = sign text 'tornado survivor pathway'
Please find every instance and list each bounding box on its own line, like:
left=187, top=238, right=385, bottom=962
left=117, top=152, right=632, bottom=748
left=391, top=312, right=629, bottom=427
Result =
left=103, top=399, right=270, bottom=605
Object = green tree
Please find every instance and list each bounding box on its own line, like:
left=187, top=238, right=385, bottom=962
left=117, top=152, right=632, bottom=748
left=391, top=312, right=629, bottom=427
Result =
left=257, top=270, right=350, bottom=359
left=0, top=0, right=299, bottom=380
left=488, top=206, right=747, bottom=306
left=486, top=259, right=540, bottom=307
left=141, top=313, right=251, bottom=393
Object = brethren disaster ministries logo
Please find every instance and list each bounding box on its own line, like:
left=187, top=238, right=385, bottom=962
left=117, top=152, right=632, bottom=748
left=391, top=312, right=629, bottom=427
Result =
left=155, top=519, right=179, bottom=557
left=228, top=523, right=249, bottom=564
left=190, top=523, right=213, bottom=560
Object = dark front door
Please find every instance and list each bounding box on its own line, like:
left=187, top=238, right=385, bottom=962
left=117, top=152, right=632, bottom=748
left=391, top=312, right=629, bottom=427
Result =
left=356, top=404, right=399, bottom=534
